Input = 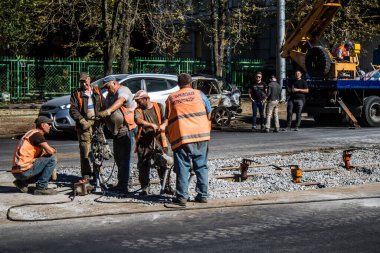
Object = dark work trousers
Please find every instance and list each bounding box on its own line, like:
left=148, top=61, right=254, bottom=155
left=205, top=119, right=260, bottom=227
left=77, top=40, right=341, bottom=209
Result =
left=286, top=99, right=305, bottom=128
left=137, top=146, right=167, bottom=191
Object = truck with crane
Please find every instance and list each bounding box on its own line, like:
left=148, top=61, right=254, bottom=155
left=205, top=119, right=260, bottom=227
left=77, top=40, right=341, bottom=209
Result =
left=281, top=0, right=380, bottom=127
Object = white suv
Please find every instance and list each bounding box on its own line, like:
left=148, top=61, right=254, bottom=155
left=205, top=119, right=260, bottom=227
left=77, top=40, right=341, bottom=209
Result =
left=39, top=74, right=179, bottom=132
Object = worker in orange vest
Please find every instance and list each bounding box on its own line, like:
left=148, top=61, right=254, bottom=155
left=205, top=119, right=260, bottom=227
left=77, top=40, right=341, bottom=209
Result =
left=134, top=90, right=173, bottom=196
left=11, top=116, right=58, bottom=195
left=98, top=76, right=137, bottom=193
left=162, top=73, right=212, bottom=207
left=334, top=41, right=353, bottom=60
left=69, top=72, right=104, bottom=183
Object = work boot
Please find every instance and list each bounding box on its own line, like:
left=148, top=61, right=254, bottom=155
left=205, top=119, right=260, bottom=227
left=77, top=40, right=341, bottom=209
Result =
left=164, top=197, right=187, bottom=208
left=194, top=195, right=208, bottom=203
left=13, top=180, right=28, bottom=193
left=34, top=186, right=58, bottom=195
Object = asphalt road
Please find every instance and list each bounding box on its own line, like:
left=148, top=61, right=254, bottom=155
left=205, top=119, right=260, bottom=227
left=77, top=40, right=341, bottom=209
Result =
left=1, top=125, right=380, bottom=170
left=2, top=126, right=380, bottom=252
left=1, top=197, right=380, bottom=252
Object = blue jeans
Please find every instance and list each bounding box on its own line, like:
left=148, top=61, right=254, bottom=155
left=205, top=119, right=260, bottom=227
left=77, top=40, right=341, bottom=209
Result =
left=173, top=141, right=209, bottom=201
left=252, top=101, right=265, bottom=127
left=113, top=128, right=136, bottom=189
left=13, top=155, right=57, bottom=188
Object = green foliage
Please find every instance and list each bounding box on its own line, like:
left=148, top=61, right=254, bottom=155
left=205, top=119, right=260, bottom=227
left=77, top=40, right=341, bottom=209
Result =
left=0, top=0, right=46, bottom=56
left=285, top=0, right=380, bottom=49
left=141, top=0, right=191, bottom=58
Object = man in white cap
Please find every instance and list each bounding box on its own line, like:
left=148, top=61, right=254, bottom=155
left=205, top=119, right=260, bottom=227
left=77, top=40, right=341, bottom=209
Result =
left=134, top=90, right=172, bottom=195
left=97, top=76, right=137, bottom=193
left=11, top=116, right=58, bottom=195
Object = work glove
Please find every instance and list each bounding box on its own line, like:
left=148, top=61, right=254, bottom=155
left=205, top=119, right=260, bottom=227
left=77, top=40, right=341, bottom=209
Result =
left=79, top=118, right=92, bottom=130
left=98, top=110, right=111, bottom=118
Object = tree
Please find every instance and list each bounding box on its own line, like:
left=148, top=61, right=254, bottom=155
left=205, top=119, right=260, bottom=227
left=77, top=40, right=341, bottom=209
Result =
left=285, top=0, right=380, bottom=51
left=141, top=0, right=191, bottom=58
left=193, top=0, right=269, bottom=77
left=0, top=0, right=46, bottom=57
left=101, top=0, right=141, bottom=74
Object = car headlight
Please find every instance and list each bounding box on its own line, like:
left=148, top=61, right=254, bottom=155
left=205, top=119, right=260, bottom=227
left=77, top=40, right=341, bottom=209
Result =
left=59, top=104, right=71, bottom=110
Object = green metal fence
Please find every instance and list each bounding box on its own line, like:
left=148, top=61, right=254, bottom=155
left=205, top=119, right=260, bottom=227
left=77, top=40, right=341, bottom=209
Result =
left=0, top=57, right=265, bottom=101
left=0, top=57, right=115, bottom=100
left=226, top=59, right=266, bottom=92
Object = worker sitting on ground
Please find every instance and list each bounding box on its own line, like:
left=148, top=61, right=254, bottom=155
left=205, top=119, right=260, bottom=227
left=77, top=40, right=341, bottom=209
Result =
left=333, top=41, right=353, bottom=60
left=11, top=116, right=58, bottom=195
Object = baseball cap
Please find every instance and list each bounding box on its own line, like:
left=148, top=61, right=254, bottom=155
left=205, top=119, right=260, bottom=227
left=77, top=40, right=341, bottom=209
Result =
left=35, top=116, right=53, bottom=125
left=101, top=76, right=117, bottom=88
left=134, top=90, right=149, bottom=100
left=79, top=72, right=89, bottom=81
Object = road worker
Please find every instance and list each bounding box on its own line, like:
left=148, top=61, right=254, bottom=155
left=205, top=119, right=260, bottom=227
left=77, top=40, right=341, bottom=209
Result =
left=334, top=41, right=353, bottom=60
left=134, top=90, right=173, bottom=195
left=69, top=72, right=104, bottom=183
left=97, top=76, right=137, bottom=193
left=162, top=73, right=212, bottom=207
left=11, top=116, right=58, bottom=195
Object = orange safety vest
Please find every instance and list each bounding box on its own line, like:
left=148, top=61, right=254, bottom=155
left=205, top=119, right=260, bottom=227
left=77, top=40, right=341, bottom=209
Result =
left=334, top=45, right=349, bottom=58
left=166, top=87, right=211, bottom=150
left=11, top=129, right=45, bottom=173
left=120, top=106, right=137, bottom=130
left=135, top=102, right=168, bottom=151
left=76, top=86, right=103, bottom=112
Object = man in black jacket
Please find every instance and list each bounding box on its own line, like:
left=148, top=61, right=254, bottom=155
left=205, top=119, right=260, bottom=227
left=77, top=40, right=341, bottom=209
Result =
left=69, top=72, right=104, bottom=182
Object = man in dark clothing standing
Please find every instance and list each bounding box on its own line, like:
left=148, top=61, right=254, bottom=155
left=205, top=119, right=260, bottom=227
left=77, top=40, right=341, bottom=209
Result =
left=265, top=75, right=281, bottom=133
left=284, top=70, right=309, bottom=131
left=248, top=71, right=267, bottom=130
left=69, top=72, right=104, bottom=182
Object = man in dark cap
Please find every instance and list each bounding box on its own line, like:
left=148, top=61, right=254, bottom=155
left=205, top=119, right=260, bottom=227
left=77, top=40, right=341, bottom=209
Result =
left=97, top=76, right=137, bottom=193
left=69, top=72, right=104, bottom=183
left=11, top=116, right=58, bottom=195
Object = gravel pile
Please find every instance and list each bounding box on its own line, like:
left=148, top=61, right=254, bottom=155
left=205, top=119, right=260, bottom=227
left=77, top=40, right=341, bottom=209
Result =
left=56, top=147, right=380, bottom=202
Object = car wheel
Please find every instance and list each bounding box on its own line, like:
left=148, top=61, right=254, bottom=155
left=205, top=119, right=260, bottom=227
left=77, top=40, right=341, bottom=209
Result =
left=212, top=107, right=231, bottom=127
left=362, top=96, right=380, bottom=127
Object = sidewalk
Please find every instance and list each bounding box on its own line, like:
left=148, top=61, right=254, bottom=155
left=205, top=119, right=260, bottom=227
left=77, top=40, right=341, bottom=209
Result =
left=1, top=170, right=379, bottom=224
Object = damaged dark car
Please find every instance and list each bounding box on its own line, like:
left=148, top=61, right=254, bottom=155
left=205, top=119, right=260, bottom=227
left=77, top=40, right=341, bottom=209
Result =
left=192, top=75, right=242, bottom=127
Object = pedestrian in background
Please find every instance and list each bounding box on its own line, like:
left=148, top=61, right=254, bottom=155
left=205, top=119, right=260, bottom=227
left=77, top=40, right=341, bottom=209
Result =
left=134, top=90, right=173, bottom=196
left=11, top=116, right=58, bottom=195
left=283, top=70, right=309, bottom=131
left=265, top=75, right=281, bottom=133
left=69, top=72, right=104, bottom=183
left=162, top=73, right=212, bottom=207
left=98, top=76, right=137, bottom=193
left=248, top=71, right=267, bottom=131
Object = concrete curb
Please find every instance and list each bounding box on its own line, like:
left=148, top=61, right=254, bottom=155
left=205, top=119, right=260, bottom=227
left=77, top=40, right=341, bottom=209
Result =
left=1, top=179, right=380, bottom=223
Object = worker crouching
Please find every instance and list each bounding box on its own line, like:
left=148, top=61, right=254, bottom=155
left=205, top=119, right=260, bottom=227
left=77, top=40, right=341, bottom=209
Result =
left=134, top=90, right=173, bottom=195
left=11, top=116, right=58, bottom=195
